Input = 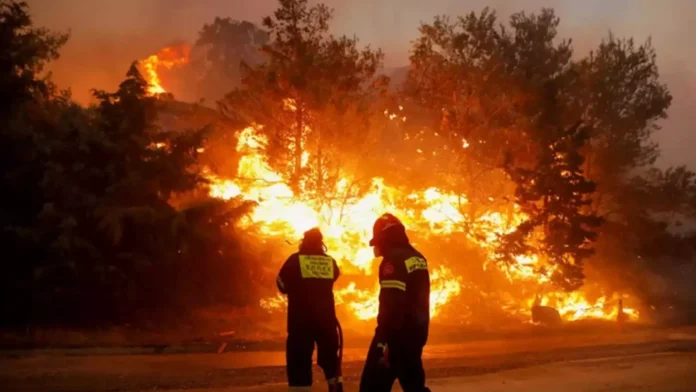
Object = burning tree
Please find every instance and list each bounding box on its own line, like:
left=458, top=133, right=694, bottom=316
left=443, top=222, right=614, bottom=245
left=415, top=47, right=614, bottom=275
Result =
left=220, top=0, right=387, bottom=197
left=401, top=8, right=605, bottom=291
left=500, top=123, right=603, bottom=291
left=398, top=6, right=687, bottom=303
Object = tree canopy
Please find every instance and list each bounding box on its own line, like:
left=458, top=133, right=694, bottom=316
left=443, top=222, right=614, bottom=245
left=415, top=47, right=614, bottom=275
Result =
left=400, top=7, right=688, bottom=298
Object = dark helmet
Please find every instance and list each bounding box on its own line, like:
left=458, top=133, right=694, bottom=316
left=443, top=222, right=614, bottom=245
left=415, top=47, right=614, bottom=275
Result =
left=302, top=227, right=323, bottom=243
left=369, top=213, right=406, bottom=247
left=300, top=227, right=326, bottom=253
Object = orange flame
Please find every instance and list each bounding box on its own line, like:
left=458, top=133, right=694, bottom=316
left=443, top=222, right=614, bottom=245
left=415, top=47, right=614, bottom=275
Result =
left=174, top=88, right=640, bottom=325
left=208, top=124, right=464, bottom=320
left=532, top=293, right=638, bottom=321
left=205, top=122, right=639, bottom=324
left=140, top=44, right=190, bottom=95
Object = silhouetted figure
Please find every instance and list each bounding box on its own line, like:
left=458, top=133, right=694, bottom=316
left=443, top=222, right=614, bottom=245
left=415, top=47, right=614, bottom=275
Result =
left=531, top=295, right=563, bottom=326
left=277, top=228, right=343, bottom=392
left=617, top=299, right=627, bottom=332
left=359, top=213, right=431, bottom=392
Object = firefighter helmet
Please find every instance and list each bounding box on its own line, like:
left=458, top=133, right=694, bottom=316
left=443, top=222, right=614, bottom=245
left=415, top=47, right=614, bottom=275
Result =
left=303, top=227, right=323, bottom=242
left=300, top=227, right=326, bottom=253
left=369, top=213, right=405, bottom=246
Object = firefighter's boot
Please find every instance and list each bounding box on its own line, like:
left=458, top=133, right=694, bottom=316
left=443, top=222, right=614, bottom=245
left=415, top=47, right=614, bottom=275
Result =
left=328, top=381, right=343, bottom=392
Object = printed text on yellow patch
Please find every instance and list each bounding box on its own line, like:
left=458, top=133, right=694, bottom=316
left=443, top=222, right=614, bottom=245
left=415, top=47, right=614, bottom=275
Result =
left=405, top=256, right=427, bottom=273
left=299, top=255, right=334, bottom=279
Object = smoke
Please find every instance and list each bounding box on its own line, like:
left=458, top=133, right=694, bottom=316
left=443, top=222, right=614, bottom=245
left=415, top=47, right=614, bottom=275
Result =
left=28, top=0, right=696, bottom=167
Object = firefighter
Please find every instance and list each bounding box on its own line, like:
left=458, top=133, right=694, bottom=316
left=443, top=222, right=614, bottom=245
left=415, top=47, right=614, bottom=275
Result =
left=276, top=227, right=343, bottom=392
left=359, top=213, right=431, bottom=392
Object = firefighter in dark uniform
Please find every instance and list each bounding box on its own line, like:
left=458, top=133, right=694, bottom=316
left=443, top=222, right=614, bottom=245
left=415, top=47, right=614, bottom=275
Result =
left=276, top=227, right=344, bottom=392
left=359, top=213, right=431, bottom=392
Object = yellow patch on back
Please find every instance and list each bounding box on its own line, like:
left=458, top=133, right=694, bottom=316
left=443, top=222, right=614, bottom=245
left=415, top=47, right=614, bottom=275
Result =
left=405, top=256, right=428, bottom=273
left=299, top=255, right=334, bottom=279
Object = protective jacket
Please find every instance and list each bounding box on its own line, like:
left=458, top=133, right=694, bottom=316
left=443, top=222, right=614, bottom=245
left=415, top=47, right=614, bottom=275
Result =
left=277, top=251, right=340, bottom=333
left=360, top=213, right=431, bottom=392
left=376, top=246, right=430, bottom=346
left=278, top=249, right=343, bottom=391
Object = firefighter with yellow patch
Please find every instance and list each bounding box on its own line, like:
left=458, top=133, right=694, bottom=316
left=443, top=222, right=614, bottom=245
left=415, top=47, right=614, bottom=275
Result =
left=359, top=213, right=431, bottom=392
left=276, top=228, right=343, bottom=392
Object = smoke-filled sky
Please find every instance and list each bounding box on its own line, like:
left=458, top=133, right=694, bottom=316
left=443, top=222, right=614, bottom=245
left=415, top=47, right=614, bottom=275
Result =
left=28, top=0, right=695, bottom=168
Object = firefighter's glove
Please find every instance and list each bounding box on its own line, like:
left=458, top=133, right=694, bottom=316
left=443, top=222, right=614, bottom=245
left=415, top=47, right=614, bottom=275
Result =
left=376, top=342, right=390, bottom=368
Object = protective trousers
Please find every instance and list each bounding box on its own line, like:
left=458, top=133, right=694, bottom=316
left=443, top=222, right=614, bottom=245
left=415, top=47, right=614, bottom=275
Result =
left=358, top=337, right=429, bottom=392
left=286, top=326, right=342, bottom=391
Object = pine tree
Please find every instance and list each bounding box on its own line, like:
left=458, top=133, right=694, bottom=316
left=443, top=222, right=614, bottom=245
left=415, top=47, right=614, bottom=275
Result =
left=500, top=123, right=603, bottom=290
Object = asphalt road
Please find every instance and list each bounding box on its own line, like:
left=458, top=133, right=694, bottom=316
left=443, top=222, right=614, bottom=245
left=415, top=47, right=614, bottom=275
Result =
left=216, top=352, right=696, bottom=392
left=2, top=329, right=696, bottom=391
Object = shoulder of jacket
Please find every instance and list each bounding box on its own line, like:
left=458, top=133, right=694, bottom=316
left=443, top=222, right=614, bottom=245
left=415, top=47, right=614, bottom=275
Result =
left=387, top=248, right=423, bottom=263
left=400, top=249, right=428, bottom=274
left=412, top=248, right=427, bottom=261
left=381, top=252, right=403, bottom=267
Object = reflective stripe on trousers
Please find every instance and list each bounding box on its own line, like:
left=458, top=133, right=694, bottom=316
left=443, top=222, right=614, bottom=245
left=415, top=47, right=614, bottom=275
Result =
left=327, top=376, right=344, bottom=384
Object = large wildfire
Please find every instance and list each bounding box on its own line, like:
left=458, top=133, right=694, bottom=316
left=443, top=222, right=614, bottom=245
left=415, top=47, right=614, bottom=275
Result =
left=140, top=45, right=639, bottom=326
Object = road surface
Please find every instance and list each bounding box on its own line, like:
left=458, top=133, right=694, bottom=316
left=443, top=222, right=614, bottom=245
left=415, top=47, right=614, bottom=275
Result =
left=2, top=329, right=696, bottom=391
left=215, top=352, right=696, bottom=392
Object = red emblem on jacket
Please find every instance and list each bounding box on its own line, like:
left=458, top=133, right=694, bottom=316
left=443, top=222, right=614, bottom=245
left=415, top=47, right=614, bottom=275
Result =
left=381, top=261, right=394, bottom=277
